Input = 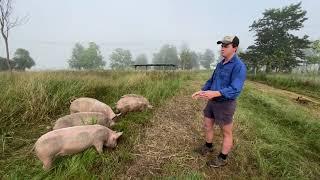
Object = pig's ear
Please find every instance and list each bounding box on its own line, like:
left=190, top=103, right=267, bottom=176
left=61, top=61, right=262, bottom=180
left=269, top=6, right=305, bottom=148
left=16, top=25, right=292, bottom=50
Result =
left=115, top=132, right=123, bottom=139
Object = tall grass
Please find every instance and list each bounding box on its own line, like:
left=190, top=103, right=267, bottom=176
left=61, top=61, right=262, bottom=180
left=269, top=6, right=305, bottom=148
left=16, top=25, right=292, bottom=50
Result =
left=248, top=73, right=320, bottom=99
left=0, top=70, right=195, bottom=179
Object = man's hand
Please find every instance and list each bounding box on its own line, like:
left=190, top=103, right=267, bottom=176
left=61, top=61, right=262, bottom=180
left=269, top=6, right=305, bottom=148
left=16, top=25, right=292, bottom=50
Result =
left=192, top=91, right=206, bottom=99
left=202, top=90, right=221, bottom=100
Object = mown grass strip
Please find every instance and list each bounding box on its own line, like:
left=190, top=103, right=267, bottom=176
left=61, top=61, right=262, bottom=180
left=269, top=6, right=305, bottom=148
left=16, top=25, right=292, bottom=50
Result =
left=248, top=73, right=320, bottom=99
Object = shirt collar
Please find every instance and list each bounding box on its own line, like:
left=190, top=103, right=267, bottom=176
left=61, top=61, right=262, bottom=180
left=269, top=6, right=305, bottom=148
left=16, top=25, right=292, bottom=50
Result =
left=221, top=53, right=237, bottom=64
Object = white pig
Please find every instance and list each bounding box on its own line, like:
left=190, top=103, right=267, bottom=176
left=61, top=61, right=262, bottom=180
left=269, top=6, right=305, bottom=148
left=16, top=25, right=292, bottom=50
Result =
left=34, top=125, right=122, bottom=170
left=53, top=112, right=115, bottom=130
left=70, top=97, right=118, bottom=120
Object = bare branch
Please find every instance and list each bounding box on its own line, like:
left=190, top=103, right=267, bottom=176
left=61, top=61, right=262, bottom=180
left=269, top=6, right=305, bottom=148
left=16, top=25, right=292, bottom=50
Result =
left=0, top=0, right=27, bottom=71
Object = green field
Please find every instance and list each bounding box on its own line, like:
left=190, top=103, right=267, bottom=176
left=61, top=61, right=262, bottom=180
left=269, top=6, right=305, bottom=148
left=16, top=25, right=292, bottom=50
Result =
left=0, top=71, right=319, bottom=179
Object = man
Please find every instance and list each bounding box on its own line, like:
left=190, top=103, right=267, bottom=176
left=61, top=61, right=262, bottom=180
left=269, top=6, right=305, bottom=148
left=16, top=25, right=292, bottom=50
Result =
left=192, top=35, right=246, bottom=167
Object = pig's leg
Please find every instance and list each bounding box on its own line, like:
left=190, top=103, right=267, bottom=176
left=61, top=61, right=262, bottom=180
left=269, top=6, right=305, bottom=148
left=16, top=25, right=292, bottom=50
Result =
left=94, top=142, right=103, bottom=154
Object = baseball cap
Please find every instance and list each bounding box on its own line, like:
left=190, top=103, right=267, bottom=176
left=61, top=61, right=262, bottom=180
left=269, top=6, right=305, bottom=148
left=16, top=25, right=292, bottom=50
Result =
left=217, top=35, right=239, bottom=47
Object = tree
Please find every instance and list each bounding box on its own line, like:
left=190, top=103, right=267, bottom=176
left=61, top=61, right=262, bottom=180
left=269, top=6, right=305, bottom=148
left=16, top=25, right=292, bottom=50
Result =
left=0, top=0, right=27, bottom=71
left=239, top=45, right=264, bottom=75
left=191, top=51, right=200, bottom=70
left=135, top=54, right=148, bottom=65
left=180, top=49, right=191, bottom=70
left=306, top=40, right=320, bottom=72
left=68, top=43, right=84, bottom=69
left=249, top=2, right=310, bottom=73
left=179, top=46, right=200, bottom=70
left=85, top=42, right=105, bottom=69
left=68, top=42, right=105, bottom=70
left=12, top=48, right=35, bottom=70
left=109, top=48, right=133, bottom=70
left=0, top=56, right=14, bottom=70
left=153, top=44, right=179, bottom=69
left=200, top=49, right=215, bottom=69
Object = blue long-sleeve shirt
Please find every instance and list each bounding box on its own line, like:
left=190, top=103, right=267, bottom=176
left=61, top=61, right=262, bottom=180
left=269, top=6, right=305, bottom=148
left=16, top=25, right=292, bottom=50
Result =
left=202, top=54, right=246, bottom=101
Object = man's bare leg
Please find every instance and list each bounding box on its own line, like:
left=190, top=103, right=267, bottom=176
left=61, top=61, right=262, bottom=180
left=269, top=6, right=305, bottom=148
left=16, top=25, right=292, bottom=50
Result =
left=204, top=117, right=214, bottom=143
left=195, top=116, right=215, bottom=155
left=207, top=122, right=233, bottom=167
left=221, top=122, right=233, bottom=154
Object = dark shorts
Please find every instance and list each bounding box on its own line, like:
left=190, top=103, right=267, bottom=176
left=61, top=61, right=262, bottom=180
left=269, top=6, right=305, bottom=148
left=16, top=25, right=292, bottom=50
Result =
left=203, top=100, right=236, bottom=125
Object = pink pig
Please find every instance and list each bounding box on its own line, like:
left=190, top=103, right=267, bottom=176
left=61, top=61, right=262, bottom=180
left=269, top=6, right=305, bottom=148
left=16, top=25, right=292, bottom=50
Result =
left=34, top=125, right=122, bottom=170
left=70, top=97, right=119, bottom=120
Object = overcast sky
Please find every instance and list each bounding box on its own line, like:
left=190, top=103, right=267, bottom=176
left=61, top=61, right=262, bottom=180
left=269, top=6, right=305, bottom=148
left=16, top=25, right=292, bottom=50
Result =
left=0, top=0, right=319, bottom=69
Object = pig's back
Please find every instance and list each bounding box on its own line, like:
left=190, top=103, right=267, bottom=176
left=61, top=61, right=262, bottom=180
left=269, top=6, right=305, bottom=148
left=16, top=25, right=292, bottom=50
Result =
left=71, top=112, right=107, bottom=125
left=70, top=98, right=107, bottom=113
left=116, top=97, right=144, bottom=112
left=37, top=125, right=108, bottom=146
left=53, top=112, right=107, bottom=130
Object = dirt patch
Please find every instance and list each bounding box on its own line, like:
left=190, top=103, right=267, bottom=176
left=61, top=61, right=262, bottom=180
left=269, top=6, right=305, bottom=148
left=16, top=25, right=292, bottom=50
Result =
left=117, top=81, right=204, bottom=178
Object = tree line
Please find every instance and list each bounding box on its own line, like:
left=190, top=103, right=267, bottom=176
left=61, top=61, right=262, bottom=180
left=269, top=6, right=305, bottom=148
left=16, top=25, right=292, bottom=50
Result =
left=1, top=0, right=215, bottom=71
left=0, top=48, right=35, bottom=70
left=68, top=42, right=215, bottom=70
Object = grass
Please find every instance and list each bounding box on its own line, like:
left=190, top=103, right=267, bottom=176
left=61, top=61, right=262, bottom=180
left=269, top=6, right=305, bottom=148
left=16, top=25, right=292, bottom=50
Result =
left=234, top=81, right=320, bottom=179
left=160, top=171, right=204, bottom=180
left=1, top=70, right=319, bottom=179
left=248, top=73, right=320, bottom=99
left=0, top=70, right=197, bottom=179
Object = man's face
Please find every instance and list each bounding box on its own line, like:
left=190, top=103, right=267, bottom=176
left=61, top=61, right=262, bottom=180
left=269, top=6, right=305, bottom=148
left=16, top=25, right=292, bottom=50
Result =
left=220, top=43, right=237, bottom=58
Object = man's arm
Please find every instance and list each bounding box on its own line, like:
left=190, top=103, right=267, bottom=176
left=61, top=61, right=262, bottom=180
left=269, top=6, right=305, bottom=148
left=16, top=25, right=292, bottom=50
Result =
left=192, top=69, right=216, bottom=99
left=201, top=69, right=216, bottom=91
